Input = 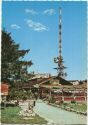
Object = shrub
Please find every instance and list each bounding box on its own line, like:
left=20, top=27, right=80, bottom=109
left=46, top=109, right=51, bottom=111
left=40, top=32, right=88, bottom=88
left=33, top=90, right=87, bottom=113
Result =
left=71, top=100, right=76, bottom=104
left=63, top=102, right=68, bottom=106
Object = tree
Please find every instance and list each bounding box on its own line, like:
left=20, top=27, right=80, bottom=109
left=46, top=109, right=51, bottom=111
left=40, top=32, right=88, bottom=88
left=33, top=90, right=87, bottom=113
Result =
left=1, top=30, right=33, bottom=84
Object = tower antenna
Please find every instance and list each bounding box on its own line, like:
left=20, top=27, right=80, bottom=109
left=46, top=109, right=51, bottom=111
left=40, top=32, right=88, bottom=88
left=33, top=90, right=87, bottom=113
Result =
left=54, top=7, right=67, bottom=78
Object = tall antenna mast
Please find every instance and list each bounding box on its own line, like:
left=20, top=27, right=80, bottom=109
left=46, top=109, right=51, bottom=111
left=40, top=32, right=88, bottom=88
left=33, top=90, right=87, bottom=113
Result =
left=54, top=7, right=67, bottom=78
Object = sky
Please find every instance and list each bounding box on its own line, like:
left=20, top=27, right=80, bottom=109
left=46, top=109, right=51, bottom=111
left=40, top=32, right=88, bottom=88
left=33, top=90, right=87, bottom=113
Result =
left=2, top=1, right=87, bottom=80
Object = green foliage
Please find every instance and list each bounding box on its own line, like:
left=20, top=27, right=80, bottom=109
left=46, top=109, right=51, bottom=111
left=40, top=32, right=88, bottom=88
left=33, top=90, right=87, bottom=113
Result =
left=1, top=106, right=47, bottom=124
left=71, top=100, right=76, bottom=104
left=63, top=102, right=68, bottom=106
left=8, top=88, right=32, bottom=100
left=1, top=30, right=33, bottom=84
left=61, top=102, right=87, bottom=113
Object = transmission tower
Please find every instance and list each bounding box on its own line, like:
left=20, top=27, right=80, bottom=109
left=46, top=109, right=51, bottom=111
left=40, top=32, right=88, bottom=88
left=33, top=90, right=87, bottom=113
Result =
left=54, top=7, right=67, bottom=78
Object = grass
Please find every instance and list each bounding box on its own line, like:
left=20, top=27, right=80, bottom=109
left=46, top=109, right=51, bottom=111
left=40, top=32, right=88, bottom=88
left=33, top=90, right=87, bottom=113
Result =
left=1, top=106, right=47, bottom=124
left=61, top=102, right=87, bottom=113
left=69, top=103, right=87, bottom=112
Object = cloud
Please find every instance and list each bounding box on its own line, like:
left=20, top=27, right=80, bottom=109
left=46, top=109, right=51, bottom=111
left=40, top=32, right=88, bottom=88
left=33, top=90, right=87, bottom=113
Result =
left=11, top=24, right=21, bottom=29
left=43, top=9, right=55, bottom=15
left=25, top=9, right=37, bottom=15
left=26, top=19, right=49, bottom=32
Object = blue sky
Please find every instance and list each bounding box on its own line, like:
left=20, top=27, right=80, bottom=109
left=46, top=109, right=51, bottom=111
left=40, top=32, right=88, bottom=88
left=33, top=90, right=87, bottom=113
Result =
left=2, top=1, right=87, bottom=80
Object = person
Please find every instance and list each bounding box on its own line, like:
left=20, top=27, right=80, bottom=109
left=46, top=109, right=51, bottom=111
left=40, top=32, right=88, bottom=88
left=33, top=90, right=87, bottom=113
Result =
left=33, top=100, right=36, bottom=107
left=28, top=101, right=30, bottom=110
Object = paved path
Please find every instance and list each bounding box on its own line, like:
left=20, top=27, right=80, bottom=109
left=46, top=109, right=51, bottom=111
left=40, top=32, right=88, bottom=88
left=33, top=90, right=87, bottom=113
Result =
left=34, top=100, right=87, bottom=125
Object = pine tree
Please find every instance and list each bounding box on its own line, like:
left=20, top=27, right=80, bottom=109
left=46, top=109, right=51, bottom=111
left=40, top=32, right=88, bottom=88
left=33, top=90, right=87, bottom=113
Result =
left=1, top=30, right=33, bottom=84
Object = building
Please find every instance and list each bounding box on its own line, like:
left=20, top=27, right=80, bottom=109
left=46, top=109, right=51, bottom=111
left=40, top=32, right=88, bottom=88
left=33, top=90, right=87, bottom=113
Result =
left=69, top=80, right=80, bottom=85
left=38, top=77, right=87, bottom=102
left=1, top=83, right=9, bottom=101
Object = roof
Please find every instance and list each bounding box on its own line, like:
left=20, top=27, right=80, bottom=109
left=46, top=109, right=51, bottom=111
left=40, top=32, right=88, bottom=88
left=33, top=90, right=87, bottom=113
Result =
left=14, top=76, right=72, bottom=89
left=1, top=83, right=9, bottom=95
left=39, top=76, right=72, bottom=86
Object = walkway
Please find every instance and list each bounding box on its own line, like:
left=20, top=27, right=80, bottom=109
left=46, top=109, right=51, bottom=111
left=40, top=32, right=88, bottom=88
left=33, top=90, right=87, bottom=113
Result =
left=34, top=100, right=87, bottom=125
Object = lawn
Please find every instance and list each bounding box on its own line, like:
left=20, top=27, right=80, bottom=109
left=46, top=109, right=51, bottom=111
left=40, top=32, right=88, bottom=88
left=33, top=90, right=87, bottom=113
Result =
left=1, top=106, right=47, bottom=124
left=69, top=103, right=87, bottom=112
left=61, top=102, right=87, bottom=113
